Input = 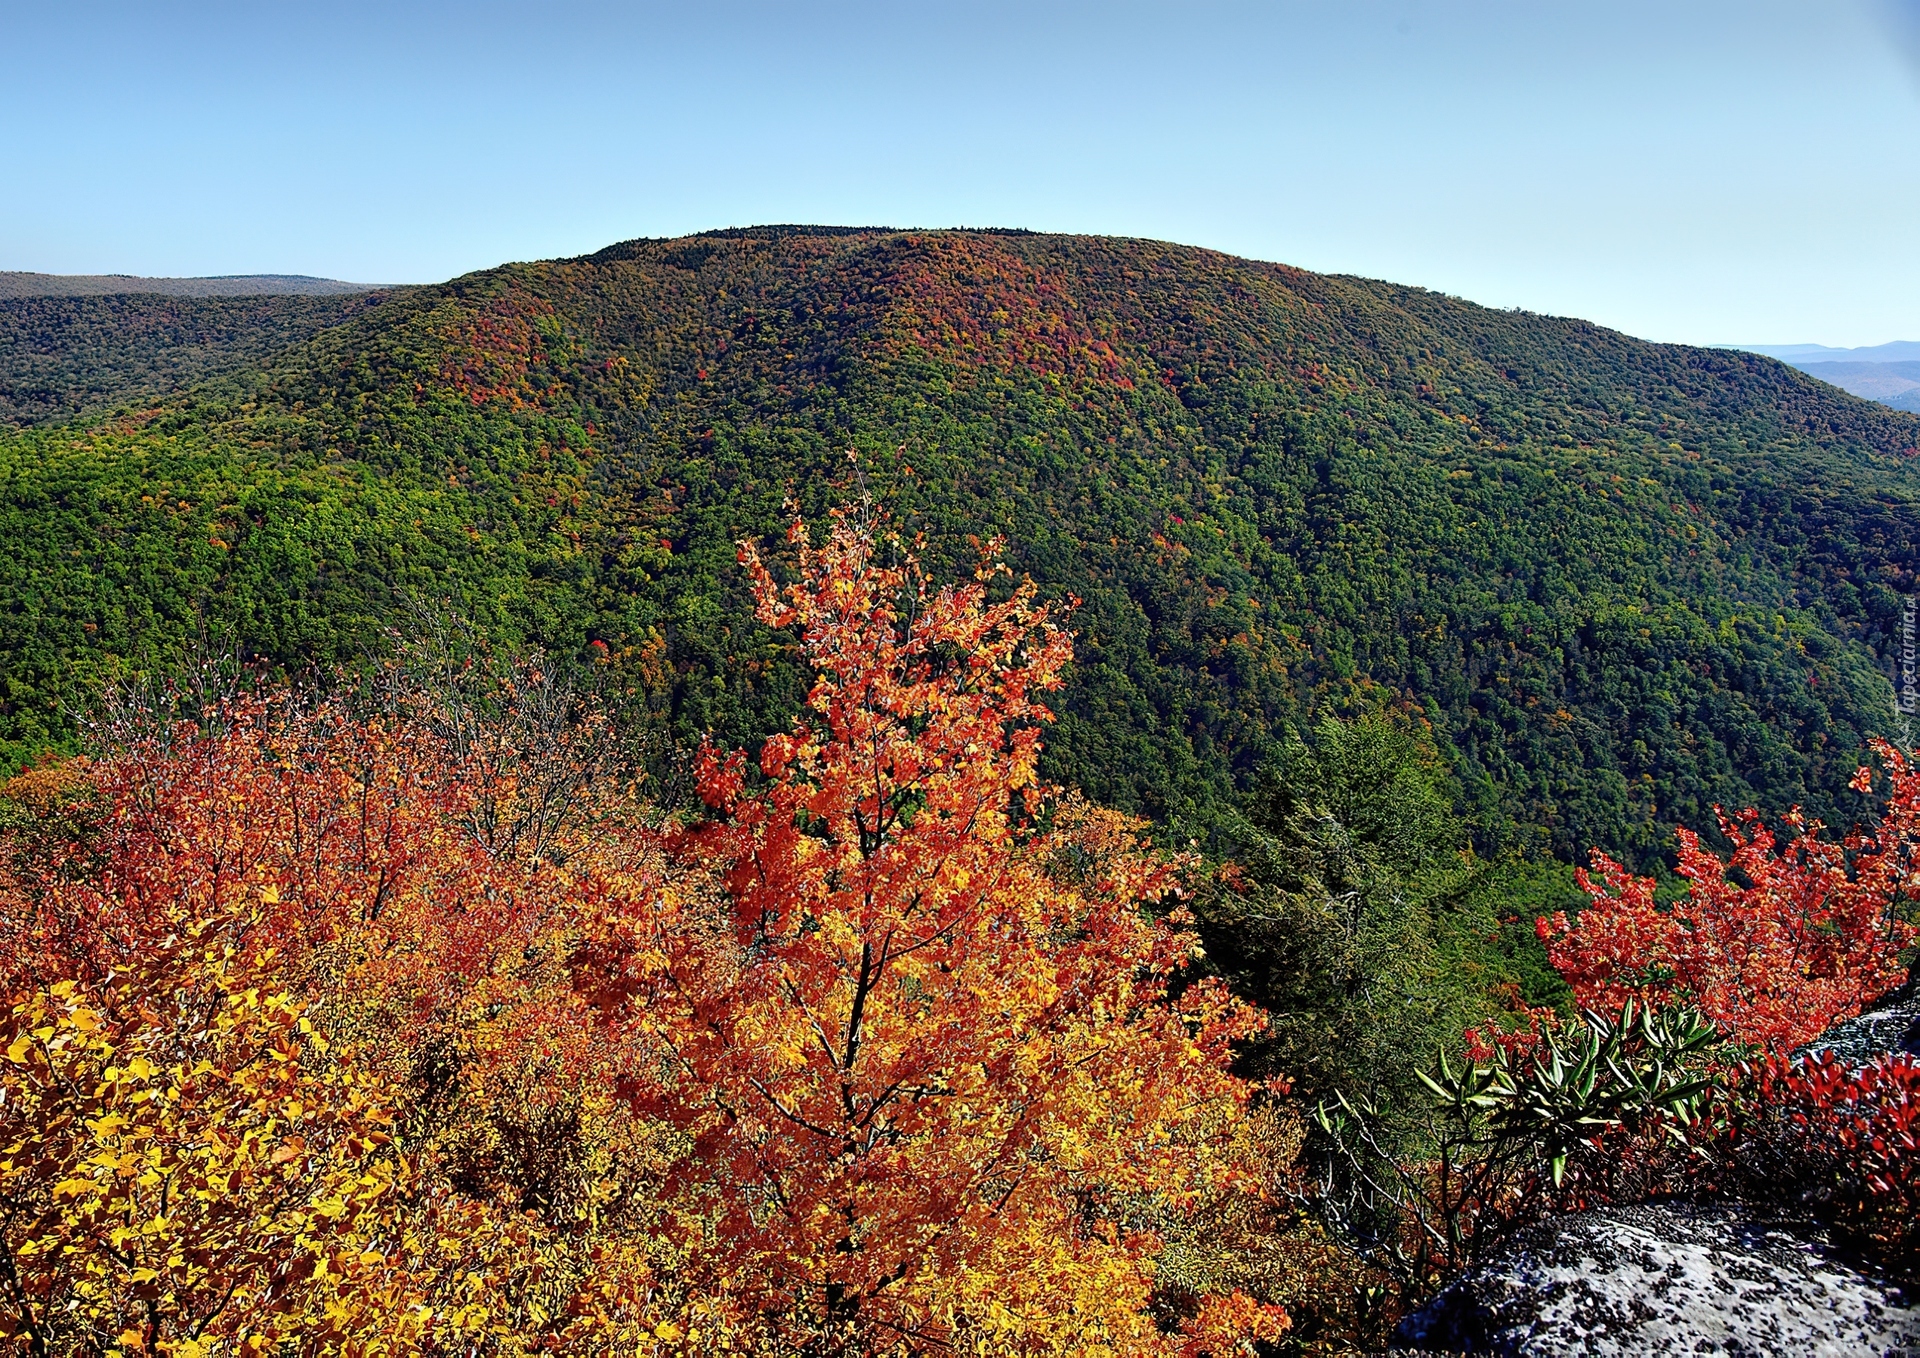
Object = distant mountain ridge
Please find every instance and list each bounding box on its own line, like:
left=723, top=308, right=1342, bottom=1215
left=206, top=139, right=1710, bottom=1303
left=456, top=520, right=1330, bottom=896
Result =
left=1797, top=361, right=1920, bottom=413
left=1739, top=341, right=1920, bottom=365
left=1733, top=342, right=1920, bottom=413
left=0, top=272, right=379, bottom=299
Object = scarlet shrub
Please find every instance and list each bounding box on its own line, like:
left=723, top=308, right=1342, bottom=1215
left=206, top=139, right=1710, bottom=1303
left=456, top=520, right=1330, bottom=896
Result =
left=1527, top=744, right=1920, bottom=1287
left=1539, top=742, right=1920, bottom=1053
left=1325, top=744, right=1920, bottom=1305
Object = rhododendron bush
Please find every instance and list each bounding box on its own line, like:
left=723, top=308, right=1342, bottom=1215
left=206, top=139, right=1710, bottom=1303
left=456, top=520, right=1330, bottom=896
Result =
left=0, top=508, right=1289, bottom=1356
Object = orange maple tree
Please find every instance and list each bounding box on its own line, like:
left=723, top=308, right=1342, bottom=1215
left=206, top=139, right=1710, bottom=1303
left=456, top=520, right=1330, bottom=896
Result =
left=1540, top=741, right=1920, bottom=1052
left=583, top=506, right=1286, bottom=1352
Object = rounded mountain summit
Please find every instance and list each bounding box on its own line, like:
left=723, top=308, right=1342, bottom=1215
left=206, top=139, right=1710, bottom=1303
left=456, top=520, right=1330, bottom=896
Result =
left=1, top=225, right=1913, bottom=863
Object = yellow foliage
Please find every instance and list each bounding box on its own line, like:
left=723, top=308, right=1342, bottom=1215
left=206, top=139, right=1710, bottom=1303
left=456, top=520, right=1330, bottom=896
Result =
left=0, top=933, right=417, bottom=1354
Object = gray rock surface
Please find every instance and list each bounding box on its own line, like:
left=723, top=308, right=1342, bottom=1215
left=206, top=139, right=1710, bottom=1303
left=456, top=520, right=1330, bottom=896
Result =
left=1799, top=983, right=1920, bottom=1065
left=1395, top=1202, right=1920, bottom=1356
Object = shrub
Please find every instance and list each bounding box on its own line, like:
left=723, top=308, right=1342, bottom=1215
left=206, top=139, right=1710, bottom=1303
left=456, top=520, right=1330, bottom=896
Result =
left=1725, top=1050, right=1920, bottom=1281
left=1540, top=744, right=1920, bottom=1054
left=1311, top=1000, right=1719, bottom=1291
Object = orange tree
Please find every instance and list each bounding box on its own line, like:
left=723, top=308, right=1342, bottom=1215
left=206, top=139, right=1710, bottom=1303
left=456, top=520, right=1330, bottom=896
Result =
left=580, top=506, right=1288, bottom=1353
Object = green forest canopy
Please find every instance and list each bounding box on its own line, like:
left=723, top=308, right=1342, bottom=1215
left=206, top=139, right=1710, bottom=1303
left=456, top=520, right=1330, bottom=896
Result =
left=0, top=227, right=1915, bottom=869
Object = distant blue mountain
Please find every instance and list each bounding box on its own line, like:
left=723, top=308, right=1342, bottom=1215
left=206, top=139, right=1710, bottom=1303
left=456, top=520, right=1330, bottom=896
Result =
left=1728, top=341, right=1920, bottom=411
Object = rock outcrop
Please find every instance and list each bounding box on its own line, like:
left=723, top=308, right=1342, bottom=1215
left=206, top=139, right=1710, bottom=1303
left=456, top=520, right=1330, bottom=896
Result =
left=1393, top=1201, right=1920, bottom=1356
left=1393, top=982, right=1920, bottom=1356
left=1799, top=981, right=1920, bottom=1065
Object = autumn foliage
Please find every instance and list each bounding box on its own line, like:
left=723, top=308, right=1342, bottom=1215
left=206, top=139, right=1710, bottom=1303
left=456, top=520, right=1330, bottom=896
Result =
left=616, top=509, right=1281, bottom=1350
left=13, top=492, right=1918, bottom=1351
left=1539, top=744, right=1920, bottom=1053
left=1, top=945, right=416, bottom=1356
left=1304, top=740, right=1920, bottom=1304
left=1516, top=743, right=1920, bottom=1283
left=0, top=509, right=1287, bottom=1355
left=1722, top=1049, right=1920, bottom=1273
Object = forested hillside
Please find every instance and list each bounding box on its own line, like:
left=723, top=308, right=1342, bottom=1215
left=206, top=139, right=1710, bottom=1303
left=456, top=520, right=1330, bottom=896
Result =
left=0, top=290, right=397, bottom=426
left=1, top=227, right=1915, bottom=864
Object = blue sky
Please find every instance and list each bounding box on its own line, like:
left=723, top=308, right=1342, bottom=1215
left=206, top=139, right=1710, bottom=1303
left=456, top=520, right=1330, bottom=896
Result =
left=5, top=1, right=1919, bottom=346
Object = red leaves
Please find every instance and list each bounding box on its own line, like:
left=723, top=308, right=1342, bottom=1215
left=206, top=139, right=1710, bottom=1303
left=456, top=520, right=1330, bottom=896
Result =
left=886, top=237, right=1135, bottom=389
left=1537, top=744, right=1920, bottom=1276
left=1542, top=742, right=1920, bottom=1054
left=639, top=506, right=1268, bottom=1347
left=1730, top=1051, right=1920, bottom=1267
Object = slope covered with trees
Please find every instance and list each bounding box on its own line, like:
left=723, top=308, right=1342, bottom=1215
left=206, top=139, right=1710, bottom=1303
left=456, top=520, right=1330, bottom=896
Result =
left=6, top=516, right=1916, bottom=1352
left=0, top=520, right=1295, bottom=1355
left=0, top=227, right=1915, bottom=864
left=0, top=290, right=397, bottom=427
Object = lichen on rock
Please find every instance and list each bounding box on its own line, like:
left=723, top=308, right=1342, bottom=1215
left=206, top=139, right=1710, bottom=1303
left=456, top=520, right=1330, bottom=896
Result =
left=1394, top=1202, right=1920, bottom=1357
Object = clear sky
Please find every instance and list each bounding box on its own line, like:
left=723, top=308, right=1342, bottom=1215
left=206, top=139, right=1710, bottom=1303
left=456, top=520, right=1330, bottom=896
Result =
left=5, top=0, right=1918, bottom=346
